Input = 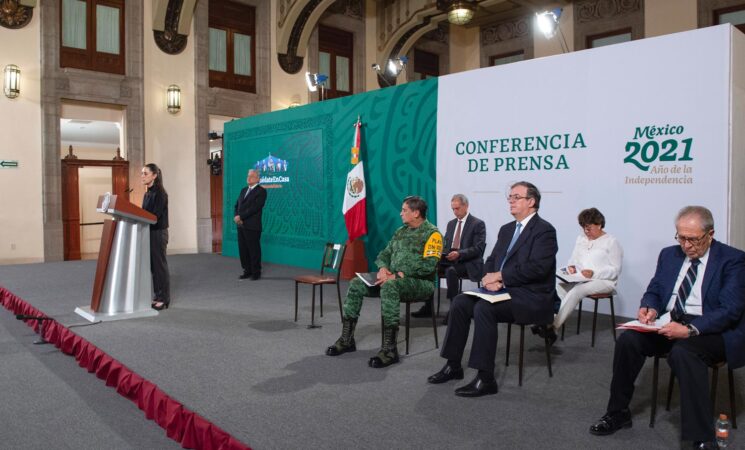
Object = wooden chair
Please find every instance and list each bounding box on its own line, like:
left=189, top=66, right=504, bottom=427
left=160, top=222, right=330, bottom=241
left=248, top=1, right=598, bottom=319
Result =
left=293, top=243, right=346, bottom=328
left=649, top=355, right=737, bottom=429
left=505, top=323, right=554, bottom=386
left=560, top=292, right=617, bottom=347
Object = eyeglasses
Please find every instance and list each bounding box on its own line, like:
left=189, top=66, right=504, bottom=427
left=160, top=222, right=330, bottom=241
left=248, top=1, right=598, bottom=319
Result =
left=506, top=195, right=529, bottom=202
left=675, top=233, right=709, bottom=246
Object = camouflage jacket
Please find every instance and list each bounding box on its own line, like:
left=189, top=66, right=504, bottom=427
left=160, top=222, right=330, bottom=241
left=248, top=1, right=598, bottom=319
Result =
left=375, top=220, right=443, bottom=280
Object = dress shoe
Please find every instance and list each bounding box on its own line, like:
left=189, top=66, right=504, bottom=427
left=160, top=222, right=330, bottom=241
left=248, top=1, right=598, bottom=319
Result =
left=411, top=302, right=432, bottom=318
left=441, top=312, right=449, bottom=325
left=545, top=327, right=558, bottom=346
left=250, top=273, right=261, bottom=280
left=454, top=375, right=498, bottom=397
left=589, top=409, right=632, bottom=436
left=239, top=273, right=251, bottom=280
left=693, top=441, right=719, bottom=449
left=427, top=364, right=464, bottom=384
left=531, top=325, right=557, bottom=346
left=152, top=301, right=169, bottom=311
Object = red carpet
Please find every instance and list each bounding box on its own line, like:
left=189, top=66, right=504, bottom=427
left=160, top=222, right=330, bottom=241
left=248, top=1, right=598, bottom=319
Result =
left=0, top=287, right=251, bottom=450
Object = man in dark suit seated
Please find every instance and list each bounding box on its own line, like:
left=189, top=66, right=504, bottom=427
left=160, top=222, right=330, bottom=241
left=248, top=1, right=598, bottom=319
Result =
left=589, top=206, right=745, bottom=450
left=412, top=194, right=486, bottom=322
left=427, top=181, right=558, bottom=397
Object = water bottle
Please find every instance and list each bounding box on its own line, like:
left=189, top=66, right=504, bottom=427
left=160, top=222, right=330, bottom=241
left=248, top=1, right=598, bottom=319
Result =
left=716, top=413, right=730, bottom=448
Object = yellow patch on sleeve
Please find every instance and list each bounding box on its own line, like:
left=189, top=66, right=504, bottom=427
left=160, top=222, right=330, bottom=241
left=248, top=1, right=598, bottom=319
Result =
left=423, top=232, right=443, bottom=258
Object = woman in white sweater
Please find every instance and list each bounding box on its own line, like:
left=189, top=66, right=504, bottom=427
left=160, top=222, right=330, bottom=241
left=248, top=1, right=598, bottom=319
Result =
left=553, top=207, right=623, bottom=333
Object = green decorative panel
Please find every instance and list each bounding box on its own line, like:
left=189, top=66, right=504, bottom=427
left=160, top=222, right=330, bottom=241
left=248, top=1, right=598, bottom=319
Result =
left=224, top=78, right=438, bottom=269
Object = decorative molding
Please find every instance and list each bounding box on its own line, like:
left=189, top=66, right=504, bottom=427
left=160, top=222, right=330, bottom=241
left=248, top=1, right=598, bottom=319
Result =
left=481, top=17, right=530, bottom=45
left=154, top=0, right=188, bottom=55
left=0, top=0, right=33, bottom=29
left=277, top=0, right=325, bottom=74
left=575, top=0, right=642, bottom=24
left=422, top=22, right=448, bottom=44
left=326, top=0, right=363, bottom=21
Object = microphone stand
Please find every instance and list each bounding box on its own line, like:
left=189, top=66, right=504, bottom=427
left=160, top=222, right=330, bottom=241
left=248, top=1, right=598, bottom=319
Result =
left=16, top=315, right=53, bottom=345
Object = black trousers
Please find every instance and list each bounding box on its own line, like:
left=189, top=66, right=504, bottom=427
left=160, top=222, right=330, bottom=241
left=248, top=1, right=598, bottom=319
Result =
left=607, top=330, right=725, bottom=442
left=237, top=226, right=262, bottom=275
left=149, top=228, right=170, bottom=304
left=440, top=293, right=514, bottom=373
left=444, top=263, right=469, bottom=300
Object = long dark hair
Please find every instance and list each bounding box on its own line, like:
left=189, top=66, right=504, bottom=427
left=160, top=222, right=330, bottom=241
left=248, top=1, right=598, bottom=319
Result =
left=144, top=163, right=166, bottom=193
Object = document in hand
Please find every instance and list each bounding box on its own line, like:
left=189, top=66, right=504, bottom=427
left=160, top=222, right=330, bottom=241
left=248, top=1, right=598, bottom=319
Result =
left=355, top=272, right=379, bottom=287
left=616, top=319, right=666, bottom=333
left=463, top=287, right=511, bottom=304
left=555, top=267, right=590, bottom=283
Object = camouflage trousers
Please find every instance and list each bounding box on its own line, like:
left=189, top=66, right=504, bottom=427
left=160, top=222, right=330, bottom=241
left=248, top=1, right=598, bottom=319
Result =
left=342, top=277, right=435, bottom=327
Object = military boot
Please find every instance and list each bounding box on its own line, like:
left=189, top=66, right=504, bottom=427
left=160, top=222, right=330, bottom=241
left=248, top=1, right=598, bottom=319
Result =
left=368, top=325, right=399, bottom=368
left=326, top=317, right=357, bottom=356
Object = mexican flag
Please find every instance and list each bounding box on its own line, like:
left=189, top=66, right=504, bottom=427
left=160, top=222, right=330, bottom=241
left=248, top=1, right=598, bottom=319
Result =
left=342, top=117, right=367, bottom=241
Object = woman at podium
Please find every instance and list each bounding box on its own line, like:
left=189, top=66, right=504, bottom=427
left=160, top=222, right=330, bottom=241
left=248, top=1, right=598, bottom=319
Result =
left=141, top=163, right=171, bottom=310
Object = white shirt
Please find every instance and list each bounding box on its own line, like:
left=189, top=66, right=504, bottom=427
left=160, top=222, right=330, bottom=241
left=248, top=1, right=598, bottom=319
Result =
left=451, top=213, right=469, bottom=248
left=660, top=249, right=710, bottom=321
left=567, top=233, right=623, bottom=283
left=515, top=212, right=536, bottom=233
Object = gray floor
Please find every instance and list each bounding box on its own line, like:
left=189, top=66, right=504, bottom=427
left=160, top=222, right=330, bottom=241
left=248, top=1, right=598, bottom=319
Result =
left=0, top=254, right=741, bottom=449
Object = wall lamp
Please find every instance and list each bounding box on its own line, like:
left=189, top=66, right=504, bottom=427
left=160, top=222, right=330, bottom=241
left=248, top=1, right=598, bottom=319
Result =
left=4, top=64, right=20, bottom=99
left=166, top=84, right=181, bottom=114
left=536, top=8, right=569, bottom=53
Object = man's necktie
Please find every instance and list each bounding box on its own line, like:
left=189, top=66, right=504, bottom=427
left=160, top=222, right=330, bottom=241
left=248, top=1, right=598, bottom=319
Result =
left=244, top=186, right=252, bottom=199
left=452, top=220, right=463, bottom=250
left=671, top=258, right=700, bottom=322
left=500, top=222, right=522, bottom=271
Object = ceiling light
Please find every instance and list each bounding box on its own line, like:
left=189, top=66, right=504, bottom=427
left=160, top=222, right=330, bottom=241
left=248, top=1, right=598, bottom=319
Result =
left=448, top=2, right=475, bottom=26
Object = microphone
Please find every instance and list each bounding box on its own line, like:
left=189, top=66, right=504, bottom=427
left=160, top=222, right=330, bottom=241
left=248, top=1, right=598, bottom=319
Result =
left=16, top=314, right=54, bottom=321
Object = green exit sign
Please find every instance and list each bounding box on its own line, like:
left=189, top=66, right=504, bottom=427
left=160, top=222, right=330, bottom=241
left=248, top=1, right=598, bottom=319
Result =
left=0, top=160, right=19, bottom=168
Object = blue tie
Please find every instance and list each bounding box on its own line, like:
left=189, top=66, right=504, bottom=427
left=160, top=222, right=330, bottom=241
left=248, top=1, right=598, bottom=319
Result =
left=671, top=258, right=700, bottom=323
left=500, top=222, right=522, bottom=271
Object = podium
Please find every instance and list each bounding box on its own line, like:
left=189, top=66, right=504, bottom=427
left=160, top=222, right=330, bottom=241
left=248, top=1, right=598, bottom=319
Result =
left=75, top=193, right=160, bottom=322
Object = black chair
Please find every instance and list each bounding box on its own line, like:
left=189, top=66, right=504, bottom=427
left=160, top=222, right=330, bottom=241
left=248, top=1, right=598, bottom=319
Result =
left=293, top=243, right=346, bottom=328
left=560, top=291, right=617, bottom=347
left=649, top=355, right=737, bottom=429
left=435, top=265, right=481, bottom=316
left=505, top=323, right=554, bottom=386
left=379, top=270, right=439, bottom=355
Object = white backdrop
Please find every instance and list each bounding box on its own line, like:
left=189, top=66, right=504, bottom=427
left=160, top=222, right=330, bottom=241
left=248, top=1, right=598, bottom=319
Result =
left=436, top=25, right=734, bottom=319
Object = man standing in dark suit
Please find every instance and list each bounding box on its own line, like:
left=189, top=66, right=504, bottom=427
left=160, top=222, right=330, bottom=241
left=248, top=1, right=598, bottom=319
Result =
left=589, top=206, right=745, bottom=450
left=234, top=169, right=267, bottom=280
left=413, top=194, right=486, bottom=321
left=428, top=181, right=558, bottom=397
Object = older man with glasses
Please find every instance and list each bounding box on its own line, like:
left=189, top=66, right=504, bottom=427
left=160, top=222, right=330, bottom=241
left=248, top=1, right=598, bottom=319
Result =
left=589, top=206, right=745, bottom=450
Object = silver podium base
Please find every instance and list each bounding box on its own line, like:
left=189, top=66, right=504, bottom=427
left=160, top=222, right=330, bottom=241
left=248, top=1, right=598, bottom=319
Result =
left=74, top=306, right=159, bottom=322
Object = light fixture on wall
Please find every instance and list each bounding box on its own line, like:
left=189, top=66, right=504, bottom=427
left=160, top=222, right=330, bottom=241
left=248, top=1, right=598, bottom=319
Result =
left=166, top=84, right=181, bottom=114
left=305, top=72, right=328, bottom=100
left=447, top=1, right=475, bottom=26
left=4, top=64, right=20, bottom=99
left=536, top=8, right=569, bottom=53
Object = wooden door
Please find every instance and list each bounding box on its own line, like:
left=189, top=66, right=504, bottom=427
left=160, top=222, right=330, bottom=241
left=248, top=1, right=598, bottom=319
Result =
left=210, top=169, right=223, bottom=253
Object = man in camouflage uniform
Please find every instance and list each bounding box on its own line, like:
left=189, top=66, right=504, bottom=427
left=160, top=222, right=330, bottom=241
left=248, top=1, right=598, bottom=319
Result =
left=326, top=196, right=443, bottom=368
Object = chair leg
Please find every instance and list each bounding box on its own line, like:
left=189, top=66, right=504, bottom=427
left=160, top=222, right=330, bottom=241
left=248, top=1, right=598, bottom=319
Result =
left=666, top=372, right=675, bottom=411
left=711, top=366, right=719, bottom=415
left=430, top=300, right=439, bottom=349
left=294, top=282, right=299, bottom=322
left=728, top=369, right=737, bottom=429
left=650, top=355, right=660, bottom=428
left=436, top=278, right=441, bottom=317
left=609, top=296, right=617, bottom=341
left=310, top=286, right=317, bottom=327
left=544, top=330, right=553, bottom=378
left=405, top=302, right=411, bottom=355
left=319, top=285, right=324, bottom=318
left=591, top=298, right=599, bottom=347
left=505, top=323, right=512, bottom=367
left=518, top=325, right=525, bottom=387
left=576, top=299, right=583, bottom=335
left=336, top=283, right=343, bottom=323
left=561, top=323, right=565, bottom=341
